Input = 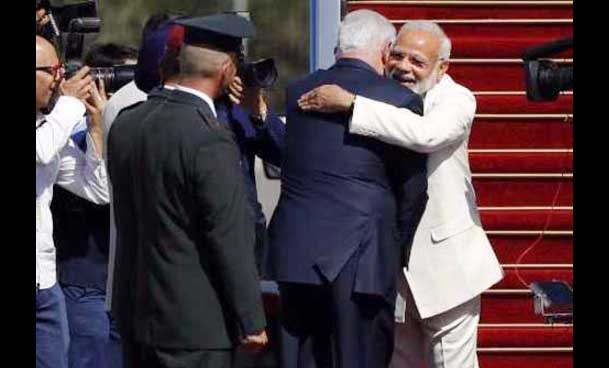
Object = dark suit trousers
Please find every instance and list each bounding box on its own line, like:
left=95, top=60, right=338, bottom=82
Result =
left=279, top=254, right=395, bottom=368
left=121, top=337, right=233, bottom=368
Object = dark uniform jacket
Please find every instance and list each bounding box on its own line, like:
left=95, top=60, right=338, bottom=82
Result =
left=107, top=88, right=266, bottom=350
left=268, top=58, right=429, bottom=304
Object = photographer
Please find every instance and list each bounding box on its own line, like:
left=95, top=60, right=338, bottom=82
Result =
left=51, top=42, right=137, bottom=368
left=36, top=35, right=109, bottom=368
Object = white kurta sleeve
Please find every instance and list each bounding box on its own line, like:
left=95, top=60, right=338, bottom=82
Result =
left=36, top=96, right=86, bottom=164
left=55, top=133, right=110, bottom=205
left=349, top=86, right=476, bottom=153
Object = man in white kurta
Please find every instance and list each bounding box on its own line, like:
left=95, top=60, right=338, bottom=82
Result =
left=298, top=21, right=504, bottom=368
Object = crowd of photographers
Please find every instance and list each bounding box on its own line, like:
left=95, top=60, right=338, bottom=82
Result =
left=36, top=1, right=284, bottom=366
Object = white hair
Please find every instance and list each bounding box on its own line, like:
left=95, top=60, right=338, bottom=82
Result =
left=336, top=10, right=396, bottom=54
left=398, top=21, right=452, bottom=60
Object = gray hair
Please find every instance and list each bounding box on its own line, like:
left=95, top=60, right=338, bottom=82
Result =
left=337, top=10, right=396, bottom=54
left=398, top=21, right=452, bottom=60
left=178, top=44, right=230, bottom=78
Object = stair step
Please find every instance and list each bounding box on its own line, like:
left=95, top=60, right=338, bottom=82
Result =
left=479, top=348, right=572, bottom=368
left=481, top=290, right=540, bottom=323
left=470, top=151, right=572, bottom=173
left=470, top=117, right=572, bottom=149
left=391, top=20, right=572, bottom=41
left=473, top=175, right=572, bottom=206
left=349, top=3, right=573, bottom=59
left=479, top=207, right=572, bottom=230
left=475, top=93, right=572, bottom=115
left=449, top=59, right=572, bottom=91
left=451, top=35, right=571, bottom=58
left=478, top=324, right=572, bottom=347
left=488, top=232, right=572, bottom=264
left=348, top=1, right=573, bottom=20
left=494, top=266, right=573, bottom=289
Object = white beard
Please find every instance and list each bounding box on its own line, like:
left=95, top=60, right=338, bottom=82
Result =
left=409, top=70, right=438, bottom=95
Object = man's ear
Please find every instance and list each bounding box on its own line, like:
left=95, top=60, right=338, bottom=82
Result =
left=437, top=60, right=449, bottom=81
left=381, top=42, right=392, bottom=66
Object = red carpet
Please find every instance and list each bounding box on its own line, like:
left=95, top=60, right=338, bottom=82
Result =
left=470, top=151, right=573, bottom=173
left=449, top=60, right=572, bottom=91
left=348, top=2, right=573, bottom=20
left=344, top=1, right=574, bottom=367
left=480, top=208, right=572, bottom=230
left=473, top=176, right=572, bottom=207
left=476, top=93, right=572, bottom=114
left=487, top=233, right=572, bottom=264
left=470, top=118, right=572, bottom=149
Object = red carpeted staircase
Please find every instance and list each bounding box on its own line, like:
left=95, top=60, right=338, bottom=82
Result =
left=346, top=1, right=573, bottom=367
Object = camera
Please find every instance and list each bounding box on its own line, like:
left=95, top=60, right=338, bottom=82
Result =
left=239, top=58, right=278, bottom=89
left=65, top=63, right=136, bottom=93
left=523, top=38, right=573, bottom=101
left=36, top=1, right=102, bottom=62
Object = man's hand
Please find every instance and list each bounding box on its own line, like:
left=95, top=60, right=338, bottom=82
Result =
left=59, top=66, right=93, bottom=101
left=298, top=84, right=355, bottom=113
left=83, top=79, right=107, bottom=158
left=228, top=76, right=268, bottom=121
left=240, top=329, right=268, bottom=353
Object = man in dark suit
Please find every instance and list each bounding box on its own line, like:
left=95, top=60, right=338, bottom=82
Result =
left=106, top=14, right=267, bottom=368
left=267, top=10, right=429, bottom=368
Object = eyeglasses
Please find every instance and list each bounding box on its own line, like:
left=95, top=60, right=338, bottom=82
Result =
left=36, top=64, right=64, bottom=77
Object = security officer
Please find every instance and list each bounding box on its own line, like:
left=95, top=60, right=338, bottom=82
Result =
left=107, top=14, right=268, bottom=368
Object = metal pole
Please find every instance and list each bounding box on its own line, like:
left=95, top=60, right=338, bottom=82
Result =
left=310, top=0, right=342, bottom=72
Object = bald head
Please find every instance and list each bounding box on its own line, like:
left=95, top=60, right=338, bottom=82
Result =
left=36, top=36, right=58, bottom=67
left=36, top=36, right=61, bottom=112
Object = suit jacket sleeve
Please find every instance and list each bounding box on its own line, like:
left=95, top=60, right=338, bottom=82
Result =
left=231, top=107, right=286, bottom=167
left=250, top=112, right=286, bottom=167
left=350, top=84, right=476, bottom=153
left=193, top=131, right=266, bottom=337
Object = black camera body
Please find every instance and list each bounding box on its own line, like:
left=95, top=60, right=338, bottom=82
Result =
left=239, top=58, right=278, bottom=89
left=38, top=1, right=136, bottom=93
left=64, top=63, right=136, bottom=93
left=523, top=38, right=573, bottom=101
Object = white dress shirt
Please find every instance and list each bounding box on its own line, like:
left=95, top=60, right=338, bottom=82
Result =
left=36, top=96, right=110, bottom=290
left=174, top=84, right=217, bottom=117
left=102, top=81, right=148, bottom=138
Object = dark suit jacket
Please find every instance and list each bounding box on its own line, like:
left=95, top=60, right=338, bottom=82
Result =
left=267, top=58, right=428, bottom=304
left=216, top=101, right=285, bottom=226
left=107, top=88, right=266, bottom=350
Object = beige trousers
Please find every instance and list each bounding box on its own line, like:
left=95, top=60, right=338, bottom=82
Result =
left=389, top=276, right=481, bottom=368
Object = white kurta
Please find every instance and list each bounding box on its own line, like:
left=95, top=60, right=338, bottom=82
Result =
left=350, top=74, right=504, bottom=319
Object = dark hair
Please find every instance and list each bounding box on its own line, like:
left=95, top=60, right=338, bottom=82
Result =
left=83, top=43, right=138, bottom=67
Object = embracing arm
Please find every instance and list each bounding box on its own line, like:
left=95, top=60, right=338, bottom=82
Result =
left=350, top=86, right=476, bottom=153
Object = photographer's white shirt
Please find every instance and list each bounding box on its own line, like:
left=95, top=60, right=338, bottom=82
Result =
left=36, top=96, right=110, bottom=290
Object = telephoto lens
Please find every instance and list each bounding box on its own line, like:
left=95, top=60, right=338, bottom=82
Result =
left=64, top=63, right=136, bottom=93
left=239, top=58, right=278, bottom=89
